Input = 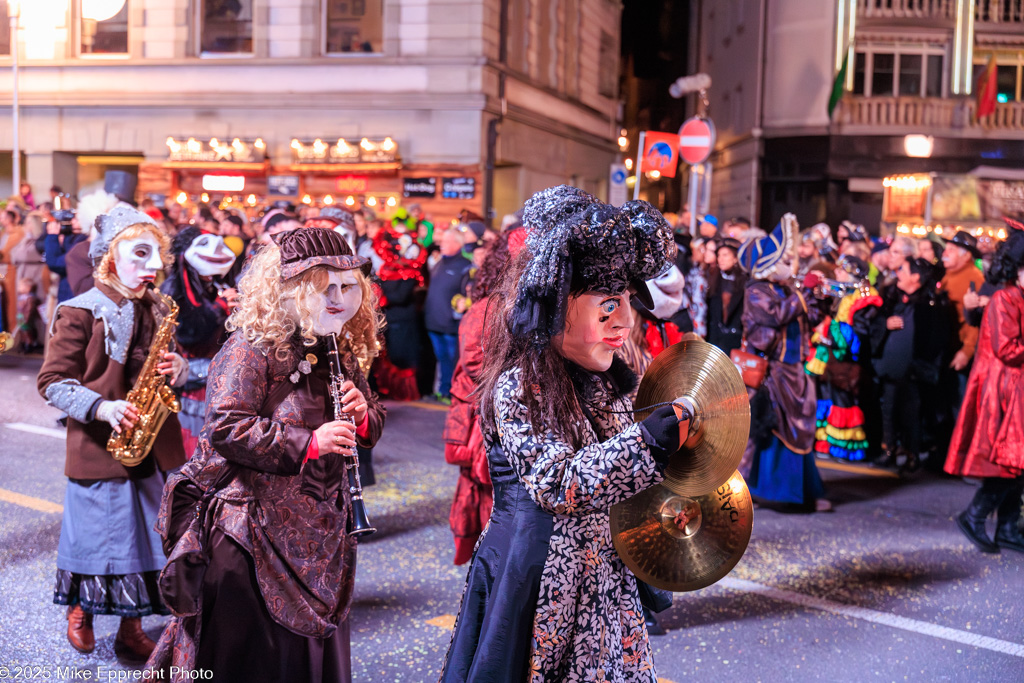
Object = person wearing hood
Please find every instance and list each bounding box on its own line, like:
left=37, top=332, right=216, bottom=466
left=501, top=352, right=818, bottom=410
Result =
left=160, top=226, right=238, bottom=456
left=739, top=215, right=830, bottom=512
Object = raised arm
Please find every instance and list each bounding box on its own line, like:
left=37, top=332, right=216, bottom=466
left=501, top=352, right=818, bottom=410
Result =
left=493, top=369, right=665, bottom=516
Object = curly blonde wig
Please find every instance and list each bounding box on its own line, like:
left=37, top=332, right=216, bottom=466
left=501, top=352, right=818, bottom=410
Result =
left=228, top=244, right=384, bottom=369
left=94, top=223, right=173, bottom=286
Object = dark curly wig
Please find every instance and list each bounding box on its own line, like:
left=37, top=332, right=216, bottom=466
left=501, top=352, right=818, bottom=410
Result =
left=987, top=229, right=1024, bottom=286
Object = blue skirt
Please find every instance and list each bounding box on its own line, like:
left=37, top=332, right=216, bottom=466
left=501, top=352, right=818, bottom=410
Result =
left=56, top=472, right=167, bottom=576
left=747, top=438, right=825, bottom=505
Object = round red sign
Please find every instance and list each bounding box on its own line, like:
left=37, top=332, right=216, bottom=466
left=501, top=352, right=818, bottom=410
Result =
left=678, top=117, right=716, bottom=165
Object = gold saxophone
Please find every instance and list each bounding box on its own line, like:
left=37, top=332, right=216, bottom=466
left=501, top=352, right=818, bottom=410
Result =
left=107, top=289, right=182, bottom=466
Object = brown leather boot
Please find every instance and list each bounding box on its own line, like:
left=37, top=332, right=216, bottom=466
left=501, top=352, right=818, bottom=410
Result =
left=114, top=617, right=156, bottom=663
left=66, top=605, right=95, bottom=654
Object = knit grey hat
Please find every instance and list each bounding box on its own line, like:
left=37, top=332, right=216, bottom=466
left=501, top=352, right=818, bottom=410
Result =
left=89, top=204, right=160, bottom=261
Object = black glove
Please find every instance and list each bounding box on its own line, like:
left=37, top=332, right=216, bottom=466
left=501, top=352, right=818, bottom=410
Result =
left=639, top=404, right=688, bottom=465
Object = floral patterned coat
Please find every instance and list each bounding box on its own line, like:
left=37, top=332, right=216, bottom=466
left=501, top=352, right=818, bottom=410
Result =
left=442, top=360, right=664, bottom=683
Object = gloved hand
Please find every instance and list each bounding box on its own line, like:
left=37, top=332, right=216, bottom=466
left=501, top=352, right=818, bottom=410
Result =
left=640, top=403, right=691, bottom=465
left=95, top=400, right=139, bottom=434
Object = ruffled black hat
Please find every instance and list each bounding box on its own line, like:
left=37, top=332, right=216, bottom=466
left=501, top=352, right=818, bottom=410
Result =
left=271, top=227, right=370, bottom=279
left=511, top=185, right=675, bottom=340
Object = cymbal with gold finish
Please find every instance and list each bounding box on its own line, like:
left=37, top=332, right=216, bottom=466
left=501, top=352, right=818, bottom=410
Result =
left=611, top=471, right=753, bottom=592
left=634, top=338, right=751, bottom=497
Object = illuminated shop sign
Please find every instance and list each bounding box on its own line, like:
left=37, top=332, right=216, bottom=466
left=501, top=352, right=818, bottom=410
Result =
left=403, top=177, right=437, bottom=198
left=166, top=137, right=266, bottom=164
left=202, top=175, right=246, bottom=192
left=291, top=137, right=398, bottom=165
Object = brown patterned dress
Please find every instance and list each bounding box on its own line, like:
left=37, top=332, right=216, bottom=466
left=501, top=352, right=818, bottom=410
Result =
left=148, top=331, right=385, bottom=682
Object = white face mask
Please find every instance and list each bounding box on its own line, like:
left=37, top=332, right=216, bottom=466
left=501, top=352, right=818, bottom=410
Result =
left=114, top=234, right=163, bottom=291
left=184, top=233, right=236, bottom=277
left=1017, top=267, right=1024, bottom=289
left=311, top=270, right=363, bottom=337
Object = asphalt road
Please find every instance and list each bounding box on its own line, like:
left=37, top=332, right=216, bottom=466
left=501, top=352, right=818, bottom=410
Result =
left=0, top=353, right=1021, bottom=682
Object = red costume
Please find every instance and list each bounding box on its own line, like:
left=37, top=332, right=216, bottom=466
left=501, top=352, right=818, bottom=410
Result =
left=442, top=301, right=493, bottom=564
left=945, top=285, right=1024, bottom=478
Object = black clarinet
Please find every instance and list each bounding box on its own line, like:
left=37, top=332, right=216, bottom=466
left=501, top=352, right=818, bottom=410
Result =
left=326, top=333, right=376, bottom=537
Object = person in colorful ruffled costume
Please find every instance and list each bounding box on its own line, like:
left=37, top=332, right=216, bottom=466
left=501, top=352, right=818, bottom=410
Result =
left=804, top=255, right=882, bottom=462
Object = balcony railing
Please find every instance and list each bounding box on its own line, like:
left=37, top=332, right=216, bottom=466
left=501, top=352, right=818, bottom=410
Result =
left=833, top=96, right=1024, bottom=135
left=857, top=0, right=1024, bottom=24
left=857, top=0, right=956, bottom=21
left=975, top=0, right=1024, bottom=24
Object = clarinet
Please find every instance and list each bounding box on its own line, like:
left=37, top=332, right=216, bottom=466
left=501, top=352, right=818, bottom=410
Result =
left=326, top=333, right=376, bottom=538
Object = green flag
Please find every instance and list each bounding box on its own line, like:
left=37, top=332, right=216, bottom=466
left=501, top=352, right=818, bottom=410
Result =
left=828, top=53, right=849, bottom=118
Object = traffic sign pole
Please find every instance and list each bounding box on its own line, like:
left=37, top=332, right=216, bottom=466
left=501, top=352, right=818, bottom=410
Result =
left=632, top=131, right=645, bottom=201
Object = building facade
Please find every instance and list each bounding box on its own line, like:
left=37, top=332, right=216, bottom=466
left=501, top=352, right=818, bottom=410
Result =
left=698, top=0, right=1024, bottom=234
left=0, top=0, right=624, bottom=223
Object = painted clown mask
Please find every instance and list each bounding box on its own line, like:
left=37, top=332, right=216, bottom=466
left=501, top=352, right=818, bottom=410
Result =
left=114, top=233, right=164, bottom=291
left=184, top=233, right=236, bottom=277
left=283, top=268, right=364, bottom=338
left=554, top=288, right=635, bottom=372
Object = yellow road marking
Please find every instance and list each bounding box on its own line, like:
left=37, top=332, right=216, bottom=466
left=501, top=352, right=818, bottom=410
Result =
left=817, top=459, right=899, bottom=478
left=426, top=614, right=457, bottom=630
left=403, top=400, right=450, bottom=413
left=0, top=487, right=63, bottom=513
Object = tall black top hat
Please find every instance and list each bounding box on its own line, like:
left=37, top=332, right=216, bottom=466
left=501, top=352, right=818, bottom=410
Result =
left=104, top=171, right=138, bottom=205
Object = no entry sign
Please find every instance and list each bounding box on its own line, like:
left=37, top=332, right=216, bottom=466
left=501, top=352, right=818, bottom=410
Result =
left=678, top=117, right=716, bottom=165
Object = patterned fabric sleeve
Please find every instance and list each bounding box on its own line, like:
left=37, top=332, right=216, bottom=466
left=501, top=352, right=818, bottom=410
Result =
left=203, top=334, right=311, bottom=475
left=493, top=369, right=662, bottom=516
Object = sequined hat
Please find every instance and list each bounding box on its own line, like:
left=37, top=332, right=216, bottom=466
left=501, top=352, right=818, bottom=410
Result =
left=272, top=227, right=370, bottom=280
left=738, top=213, right=798, bottom=279
left=89, top=204, right=160, bottom=261
left=511, top=185, right=675, bottom=340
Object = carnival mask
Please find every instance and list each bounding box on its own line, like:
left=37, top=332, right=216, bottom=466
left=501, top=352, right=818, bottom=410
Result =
left=184, top=233, right=236, bottom=277
left=114, top=233, right=163, bottom=291
left=311, top=269, right=363, bottom=336
left=554, top=289, right=634, bottom=372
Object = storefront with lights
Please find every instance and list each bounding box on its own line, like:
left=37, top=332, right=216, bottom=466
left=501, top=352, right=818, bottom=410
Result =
left=156, top=136, right=270, bottom=210
left=881, top=171, right=1022, bottom=250
left=142, top=135, right=483, bottom=224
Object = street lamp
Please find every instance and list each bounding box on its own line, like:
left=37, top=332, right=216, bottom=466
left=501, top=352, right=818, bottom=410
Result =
left=8, top=0, right=19, bottom=197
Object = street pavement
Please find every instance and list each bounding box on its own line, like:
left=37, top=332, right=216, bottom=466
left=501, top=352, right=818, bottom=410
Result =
left=0, top=352, right=1021, bottom=682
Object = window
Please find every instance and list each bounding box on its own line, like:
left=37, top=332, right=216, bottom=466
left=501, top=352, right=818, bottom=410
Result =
left=201, top=0, right=253, bottom=55
left=973, top=53, right=1024, bottom=103
left=0, top=1, right=10, bottom=55
left=81, top=0, right=129, bottom=55
left=324, top=0, right=383, bottom=54
left=854, top=49, right=946, bottom=97
left=598, top=31, right=617, bottom=98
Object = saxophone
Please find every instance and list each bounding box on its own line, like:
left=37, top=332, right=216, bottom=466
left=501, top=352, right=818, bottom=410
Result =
left=107, top=288, right=182, bottom=466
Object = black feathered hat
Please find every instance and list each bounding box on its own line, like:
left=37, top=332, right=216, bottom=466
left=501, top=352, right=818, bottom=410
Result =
left=510, top=185, right=675, bottom=341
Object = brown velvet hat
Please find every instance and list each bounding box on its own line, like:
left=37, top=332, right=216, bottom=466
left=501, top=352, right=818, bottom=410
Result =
left=271, top=227, right=370, bottom=280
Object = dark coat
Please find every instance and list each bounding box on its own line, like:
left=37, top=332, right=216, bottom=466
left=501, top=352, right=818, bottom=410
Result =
left=37, top=282, right=187, bottom=480
left=871, top=284, right=957, bottom=386
left=706, top=266, right=747, bottom=353
left=43, top=233, right=89, bottom=303
left=425, top=254, right=472, bottom=335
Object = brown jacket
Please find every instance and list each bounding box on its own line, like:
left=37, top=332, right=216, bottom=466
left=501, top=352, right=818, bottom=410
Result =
left=37, top=281, right=187, bottom=479
left=941, top=263, right=986, bottom=360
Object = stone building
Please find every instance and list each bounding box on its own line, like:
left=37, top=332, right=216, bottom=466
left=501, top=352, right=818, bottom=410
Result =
left=696, top=0, right=1024, bottom=233
left=0, top=0, right=624, bottom=223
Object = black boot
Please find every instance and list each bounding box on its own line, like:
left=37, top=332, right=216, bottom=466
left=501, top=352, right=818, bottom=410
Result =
left=994, top=482, right=1024, bottom=554
left=875, top=446, right=897, bottom=469
left=642, top=606, right=666, bottom=636
left=955, top=482, right=1003, bottom=554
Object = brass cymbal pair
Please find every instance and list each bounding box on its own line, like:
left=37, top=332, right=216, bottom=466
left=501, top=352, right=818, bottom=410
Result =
left=611, top=339, right=754, bottom=592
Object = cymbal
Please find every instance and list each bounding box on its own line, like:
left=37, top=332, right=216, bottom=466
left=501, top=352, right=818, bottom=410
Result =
left=611, top=471, right=753, bottom=592
left=635, top=339, right=750, bottom=497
